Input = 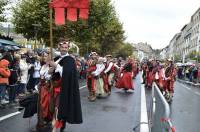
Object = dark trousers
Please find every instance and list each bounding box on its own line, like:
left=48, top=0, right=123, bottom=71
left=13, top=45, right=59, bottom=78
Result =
left=8, top=85, right=16, bottom=103
left=0, top=84, right=7, bottom=101
left=16, top=83, right=26, bottom=95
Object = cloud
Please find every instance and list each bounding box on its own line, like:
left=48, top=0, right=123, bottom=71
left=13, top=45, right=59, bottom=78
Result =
left=112, top=0, right=200, bottom=49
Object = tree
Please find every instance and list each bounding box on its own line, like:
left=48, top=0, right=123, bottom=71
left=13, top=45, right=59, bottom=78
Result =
left=0, top=0, right=8, bottom=22
left=174, top=54, right=181, bottom=62
left=187, top=51, right=200, bottom=62
left=114, top=43, right=133, bottom=58
left=12, top=0, right=125, bottom=56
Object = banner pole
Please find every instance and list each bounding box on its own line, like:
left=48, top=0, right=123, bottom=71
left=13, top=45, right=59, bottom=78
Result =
left=50, top=8, right=53, bottom=60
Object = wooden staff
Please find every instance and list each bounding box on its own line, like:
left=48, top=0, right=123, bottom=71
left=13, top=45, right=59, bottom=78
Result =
left=50, top=7, right=53, bottom=60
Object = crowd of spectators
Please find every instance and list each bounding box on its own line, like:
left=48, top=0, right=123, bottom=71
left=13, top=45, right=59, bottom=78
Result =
left=0, top=48, right=87, bottom=109
left=177, top=64, right=200, bottom=84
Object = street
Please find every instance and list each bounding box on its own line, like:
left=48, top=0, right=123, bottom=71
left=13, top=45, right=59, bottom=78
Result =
left=145, top=80, right=200, bottom=132
left=0, top=75, right=142, bottom=132
left=170, top=81, right=200, bottom=132
left=0, top=74, right=200, bottom=132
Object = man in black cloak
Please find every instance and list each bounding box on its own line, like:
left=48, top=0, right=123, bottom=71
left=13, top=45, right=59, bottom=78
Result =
left=49, top=38, right=82, bottom=132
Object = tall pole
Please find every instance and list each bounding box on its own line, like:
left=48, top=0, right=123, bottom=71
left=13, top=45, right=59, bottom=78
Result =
left=50, top=8, right=53, bottom=60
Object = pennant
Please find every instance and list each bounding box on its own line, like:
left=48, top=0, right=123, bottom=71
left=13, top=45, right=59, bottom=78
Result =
left=79, top=9, right=88, bottom=19
left=67, top=8, right=77, bottom=21
left=55, top=8, right=65, bottom=25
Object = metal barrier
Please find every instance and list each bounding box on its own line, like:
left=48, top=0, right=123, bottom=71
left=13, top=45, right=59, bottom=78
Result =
left=149, top=82, right=175, bottom=132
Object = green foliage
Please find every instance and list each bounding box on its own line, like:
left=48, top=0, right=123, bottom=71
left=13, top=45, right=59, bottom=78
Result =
left=187, top=51, right=200, bottom=62
left=174, top=54, right=181, bottom=62
left=0, top=0, right=8, bottom=22
left=114, top=43, right=133, bottom=58
left=12, top=0, right=49, bottom=40
left=12, top=0, right=125, bottom=56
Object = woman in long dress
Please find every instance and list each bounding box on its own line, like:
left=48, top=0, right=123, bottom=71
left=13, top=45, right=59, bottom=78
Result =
left=37, top=52, right=53, bottom=129
left=92, top=57, right=106, bottom=97
left=115, top=61, right=134, bottom=91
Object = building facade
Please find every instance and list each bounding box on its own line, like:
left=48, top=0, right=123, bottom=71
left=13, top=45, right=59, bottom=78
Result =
left=164, top=7, right=200, bottom=63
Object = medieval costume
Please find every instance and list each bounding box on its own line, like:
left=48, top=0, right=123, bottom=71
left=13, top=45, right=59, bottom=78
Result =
left=145, top=60, right=154, bottom=88
left=104, top=55, right=115, bottom=94
left=86, top=53, right=97, bottom=101
left=92, top=57, right=106, bottom=97
left=53, top=55, right=82, bottom=131
left=164, top=63, right=176, bottom=97
left=37, top=62, right=53, bottom=129
left=115, top=62, right=134, bottom=91
left=156, top=65, right=165, bottom=93
left=141, top=62, right=147, bottom=84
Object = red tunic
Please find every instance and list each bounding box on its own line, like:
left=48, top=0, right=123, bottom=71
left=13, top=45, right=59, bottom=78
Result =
left=86, top=59, right=96, bottom=92
left=115, top=68, right=134, bottom=90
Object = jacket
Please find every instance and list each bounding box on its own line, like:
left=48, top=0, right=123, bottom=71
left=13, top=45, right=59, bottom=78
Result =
left=0, top=59, right=11, bottom=84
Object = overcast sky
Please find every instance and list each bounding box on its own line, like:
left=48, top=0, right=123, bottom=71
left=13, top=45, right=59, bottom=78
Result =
left=112, top=0, right=200, bottom=49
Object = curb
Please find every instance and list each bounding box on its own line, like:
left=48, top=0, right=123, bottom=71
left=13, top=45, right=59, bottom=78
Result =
left=177, top=79, right=200, bottom=88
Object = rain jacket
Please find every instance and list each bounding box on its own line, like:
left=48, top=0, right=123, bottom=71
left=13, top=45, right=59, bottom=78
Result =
left=0, top=59, right=11, bottom=84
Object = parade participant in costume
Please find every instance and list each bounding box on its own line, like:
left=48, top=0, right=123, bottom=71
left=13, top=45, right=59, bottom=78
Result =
left=49, top=39, right=82, bottom=132
left=36, top=51, right=53, bottom=130
left=158, top=65, right=166, bottom=93
left=155, top=61, right=165, bottom=93
left=86, top=52, right=97, bottom=101
left=130, top=59, right=137, bottom=78
left=115, top=59, right=134, bottom=91
left=112, top=58, right=120, bottom=84
left=164, top=59, right=176, bottom=98
left=145, top=59, right=154, bottom=88
left=141, top=61, right=147, bottom=84
left=104, top=55, right=115, bottom=95
left=92, top=57, right=106, bottom=97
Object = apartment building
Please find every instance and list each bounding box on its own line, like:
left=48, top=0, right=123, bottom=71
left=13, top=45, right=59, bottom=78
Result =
left=164, top=7, right=200, bottom=62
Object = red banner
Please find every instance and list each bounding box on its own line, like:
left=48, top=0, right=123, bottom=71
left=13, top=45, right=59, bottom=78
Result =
left=55, top=8, right=65, bottom=25
left=79, top=9, right=88, bottom=19
left=67, top=8, right=77, bottom=21
left=49, top=0, right=89, bottom=25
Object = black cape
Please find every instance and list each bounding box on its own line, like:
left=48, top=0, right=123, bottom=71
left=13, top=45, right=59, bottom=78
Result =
left=57, top=56, right=83, bottom=124
left=19, top=93, right=38, bottom=118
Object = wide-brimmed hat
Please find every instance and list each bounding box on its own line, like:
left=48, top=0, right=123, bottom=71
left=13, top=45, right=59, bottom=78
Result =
left=89, top=52, right=98, bottom=57
left=105, top=54, right=112, bottom=57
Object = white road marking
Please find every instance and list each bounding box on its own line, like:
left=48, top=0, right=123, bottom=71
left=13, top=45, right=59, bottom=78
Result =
left=0, top=111, right=21, bottom=122
left=195, top=92, right=200, bottom=96
left=140, top=75, right=149, bottom=132
left=179, top=83, right=191, bottom=90
left=178, top=83, right=200, bottom=96
left=79, top=85, right=86, bottom=90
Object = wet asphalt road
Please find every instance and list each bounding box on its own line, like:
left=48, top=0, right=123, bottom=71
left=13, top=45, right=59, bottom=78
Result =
left=144, top=79, right=200, bottom=132
left=0, top=76, right=142, bottom=132
left=1, top=75, right=200, bottom=132
left=169, top=81, right=200, bottom=132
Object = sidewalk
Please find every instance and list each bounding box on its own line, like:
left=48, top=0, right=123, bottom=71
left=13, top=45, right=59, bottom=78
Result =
left=177, top=79, right=200, bottom=88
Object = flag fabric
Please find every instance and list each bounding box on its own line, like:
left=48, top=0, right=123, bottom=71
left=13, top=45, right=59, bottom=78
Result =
left=49, top=0, right=89, bottom=25
left=67, top=8, right=77, bottom=21
left=55, top=8, right=65, bottom=25
left=79, top=9, right=88, bottom=19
